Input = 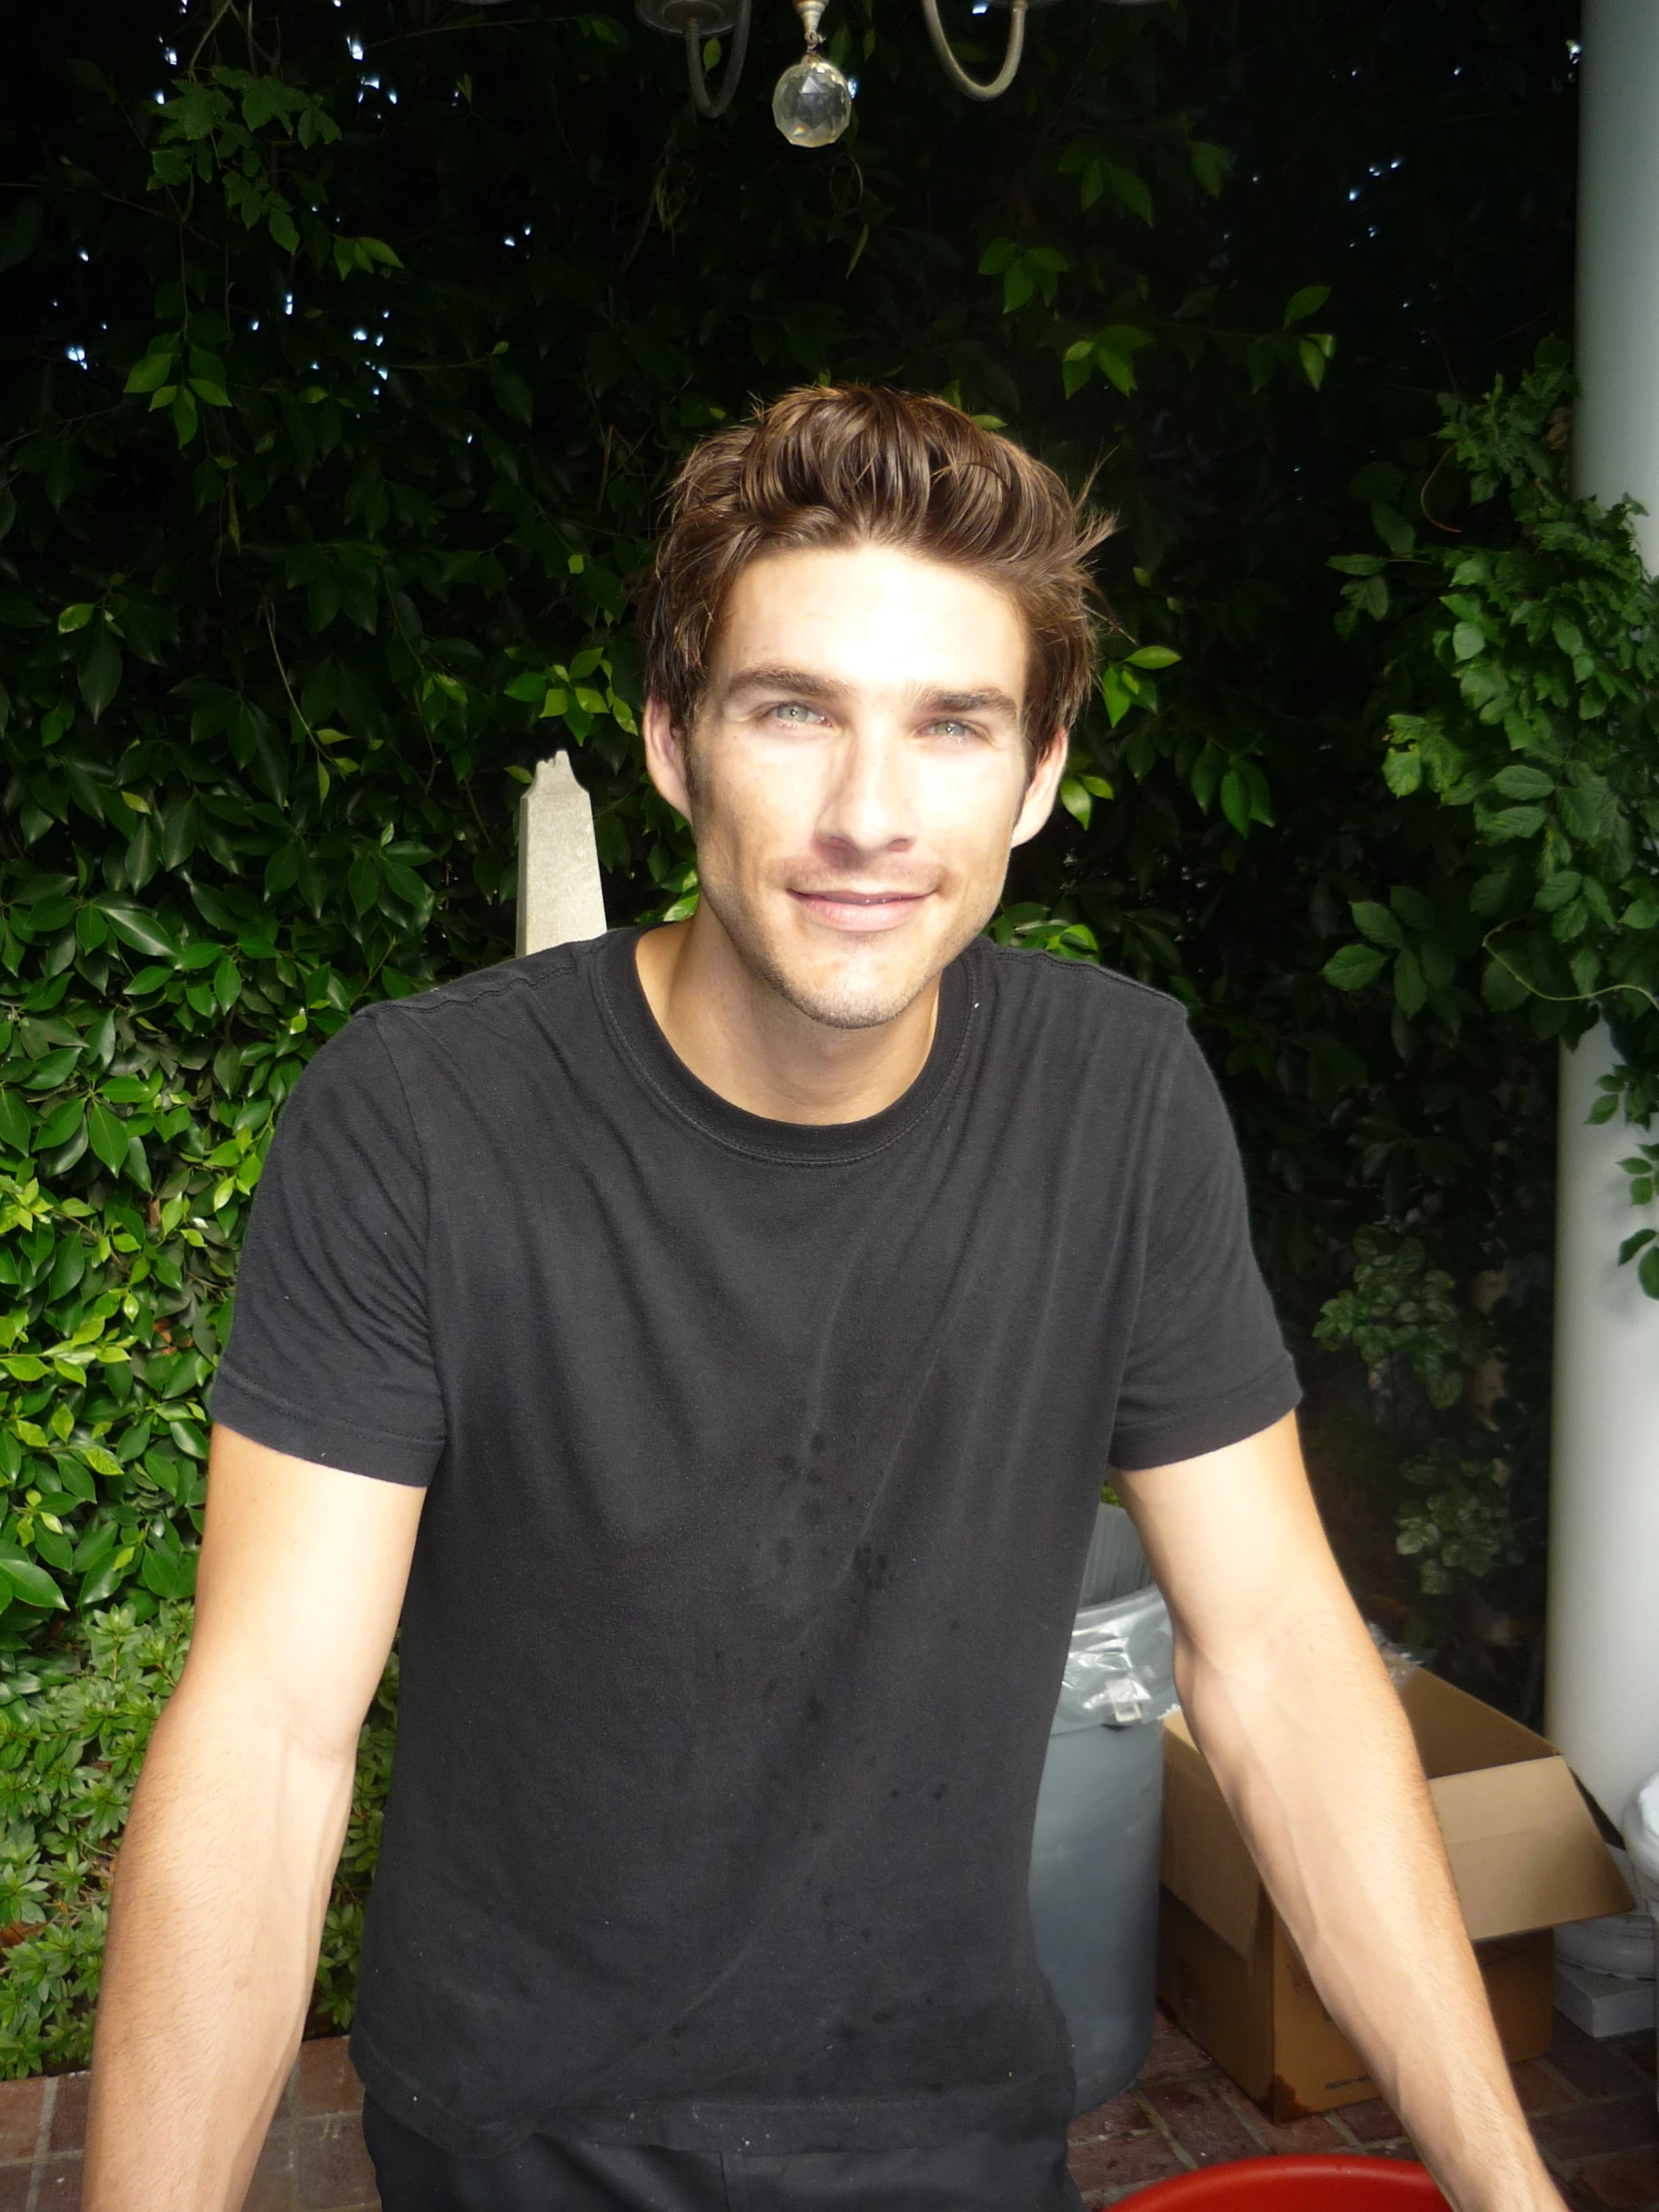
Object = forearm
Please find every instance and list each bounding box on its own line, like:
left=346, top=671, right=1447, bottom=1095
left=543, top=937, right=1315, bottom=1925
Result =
left=84, top=1682, right=355, bottom=2212
left=1181, top=1603, right=1560, bottom=2212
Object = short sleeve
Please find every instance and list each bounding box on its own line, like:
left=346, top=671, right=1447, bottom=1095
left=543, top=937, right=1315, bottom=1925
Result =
left=1108, top=1028, right=1300, bottom=1471
left=210, top=1009, right=445, bottom=1484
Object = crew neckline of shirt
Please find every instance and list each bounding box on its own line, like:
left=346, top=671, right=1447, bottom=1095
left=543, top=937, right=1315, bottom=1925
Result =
left=593, top=925, right=981, bottom=1166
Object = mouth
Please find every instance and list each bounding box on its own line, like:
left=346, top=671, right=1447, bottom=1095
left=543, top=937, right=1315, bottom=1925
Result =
left=787, top=887, right=933, bottom=934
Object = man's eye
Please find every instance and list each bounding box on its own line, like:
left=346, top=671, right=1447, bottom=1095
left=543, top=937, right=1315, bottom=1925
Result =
left=926, top=720, right=974, bottom=740
left=770, top=701, right=821, bottom=725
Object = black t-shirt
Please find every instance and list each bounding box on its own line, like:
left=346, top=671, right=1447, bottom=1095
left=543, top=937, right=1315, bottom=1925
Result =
left=212, top=928, right=1298, bottom=2159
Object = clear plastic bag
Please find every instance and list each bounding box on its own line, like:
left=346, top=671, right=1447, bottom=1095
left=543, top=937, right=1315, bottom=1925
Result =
left=1052, top=1580, right=1177, bottom=1733
left=1366, top=1619, right=1423, bottom=1691
left=1050, top=1508, right=1177, bottom=1735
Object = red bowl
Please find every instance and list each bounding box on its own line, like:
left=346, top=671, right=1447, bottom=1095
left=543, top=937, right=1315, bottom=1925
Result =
left=1122, top=2155, right=1451, bottom=2208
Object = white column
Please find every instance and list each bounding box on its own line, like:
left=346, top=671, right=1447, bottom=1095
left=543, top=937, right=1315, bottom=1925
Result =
left=515, top=752, right=607, bottom=956
left=1548, top=1024, right=1659, bottom=1819
left=1545, top=0, right=1659, bottom=1821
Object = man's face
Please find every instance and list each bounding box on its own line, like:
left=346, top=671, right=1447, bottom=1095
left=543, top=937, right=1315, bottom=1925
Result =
left=643, top=543, right=1066, bottom=1032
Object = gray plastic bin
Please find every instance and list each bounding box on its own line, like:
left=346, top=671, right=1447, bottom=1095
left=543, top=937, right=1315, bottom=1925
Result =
left=1028, top=1503, right=1176, bottom=2113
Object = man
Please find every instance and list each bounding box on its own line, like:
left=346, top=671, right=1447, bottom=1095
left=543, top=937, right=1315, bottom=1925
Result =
left=85, top=386, right=1566, bottom=2212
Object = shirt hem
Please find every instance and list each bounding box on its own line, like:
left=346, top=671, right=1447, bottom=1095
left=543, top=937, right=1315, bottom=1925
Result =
left=348, top=2027, right=1072, bottom=2157
left=211, top=1366, right=441, bottom=1486
left=1109, top=1357, right=1301, bottom=1473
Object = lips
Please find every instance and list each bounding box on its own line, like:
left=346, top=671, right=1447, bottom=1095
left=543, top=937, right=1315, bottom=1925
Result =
left=789, top=887, right=932, bottom=932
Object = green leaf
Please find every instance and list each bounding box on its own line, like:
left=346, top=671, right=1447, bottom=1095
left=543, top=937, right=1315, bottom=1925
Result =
left=1489, top=765, right=1555, bottom=802
left=97, top=902, right=180, bottom=960
left=1102, top=163, right=1153, bottom=226
left=123, top=352, right=178, bottom=395
left=78, top=1546, right=134, bottom=1609
left=1059, top=776, right=1092, bottom=829
left=1382, top=747, right=1422, bottom=797
left=57, top=602, right=95, bottom=633
left=77, top=622, right=122, bottom=722
left=33, top=1098, right=85, bottom=1152
left=1283, top=283, right=1331, bottom=328
left=1324, top=943, right=1387, bottom=991
left=1419, top=933, right=1455, bottom=991
left=492, top=371, right=534, bottom=427
left=86, top=1101, right=128, bottom=1174
left=1534, top=870, right=1582, bottom=913
left=1125, top=645, right=1179, bottom=670
left=142, top=1545, right=197, bottom=1599
left=164, top=81, right=227, bottom=139
left=1351, top=900, right=1403, bottom=949
left=1187, top=141, right=1228, bottom=197
left=0, top=1555, right=67, bottom=1609
left=1392, top=946, right=1427, bottom=1016
left=1482, top=805, right=1547, bottom=842
left=1640, top=1246, right=1659, bottom=1302
left=1220, top=766, right=1251, bottom=836
left=1475, top=956, right=1532, bottom=1011
left=1451, top=621, right=1485, bottom=662
left=0, top=1089, right=30, bottom=1152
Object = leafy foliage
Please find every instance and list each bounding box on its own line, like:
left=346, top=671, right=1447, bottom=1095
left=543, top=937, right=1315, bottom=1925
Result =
left=1314, top=1226, right=1489, bottom=1415
left=0, top=1604, right=394, bottom=2078
left=1324, top=353, right=1659, bottom=1088
left=1308, top=347, right=1659, bottom=1595
left=1394, top=1439, right=1526, bottom=1598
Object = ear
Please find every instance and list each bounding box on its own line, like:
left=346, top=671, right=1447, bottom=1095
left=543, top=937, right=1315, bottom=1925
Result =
left=642, top=694, right=694, bottom=822
left=1010, top=731, right=1069, bottom=848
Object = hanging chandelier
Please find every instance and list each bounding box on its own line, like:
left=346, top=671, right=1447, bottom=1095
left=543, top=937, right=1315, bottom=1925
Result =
left=632, top=0, right=1159, bottom=148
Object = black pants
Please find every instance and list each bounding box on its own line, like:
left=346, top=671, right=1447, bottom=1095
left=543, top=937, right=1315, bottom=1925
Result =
left=363, top=2096, right=1087, bottom=2212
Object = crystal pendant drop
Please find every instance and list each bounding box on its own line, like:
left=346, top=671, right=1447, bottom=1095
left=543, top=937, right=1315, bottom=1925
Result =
left=772, top=53, right=852, bottom=145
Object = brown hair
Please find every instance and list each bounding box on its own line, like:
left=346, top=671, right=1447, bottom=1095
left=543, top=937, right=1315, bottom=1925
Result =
left=639, top=384, right=1113, bottom=764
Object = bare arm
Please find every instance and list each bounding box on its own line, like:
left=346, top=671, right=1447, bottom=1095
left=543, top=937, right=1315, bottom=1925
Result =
left=1118, top=1412, right=1563, bottom=2212
left=83, top=1423, right=425, bottom=2212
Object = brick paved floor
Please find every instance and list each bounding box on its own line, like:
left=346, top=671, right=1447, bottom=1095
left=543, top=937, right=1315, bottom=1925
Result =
left=1068, top=2010, right=1659, bottom=2209
left=0, top=2008, right=1652, bottom=2209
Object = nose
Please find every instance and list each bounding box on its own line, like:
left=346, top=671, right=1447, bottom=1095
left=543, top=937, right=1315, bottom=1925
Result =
left=813, top=724, right=917, bottom=860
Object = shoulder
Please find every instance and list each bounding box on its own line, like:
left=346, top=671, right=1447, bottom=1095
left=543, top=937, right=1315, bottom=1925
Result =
left=968, top=939, right=1191, bottom=1058
left=284, top=938, right=604, bottom=1120
left=356, top=939, right=594, bottom=1045
left=338, top=938, right=607, bottom=1086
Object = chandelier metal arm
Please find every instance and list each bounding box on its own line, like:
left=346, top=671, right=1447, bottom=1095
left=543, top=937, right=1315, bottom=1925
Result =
left=685, top=0, right=753, bottom=118
left=918, top=0, right=1027, bottom=101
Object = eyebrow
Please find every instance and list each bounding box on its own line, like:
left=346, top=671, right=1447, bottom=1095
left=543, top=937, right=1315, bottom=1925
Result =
left=723, top=665, right=843, bottom=702
left=916, top=686, right=1022, bottom=720
left=721, top=666, right=1022, bottom=721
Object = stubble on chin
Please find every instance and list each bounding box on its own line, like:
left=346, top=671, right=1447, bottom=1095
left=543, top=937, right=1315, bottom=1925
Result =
left=697, top=872, right=999, bottom=1034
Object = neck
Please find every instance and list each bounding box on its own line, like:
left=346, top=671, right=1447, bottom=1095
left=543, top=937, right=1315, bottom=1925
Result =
left=633, top=913, right=940, bottom=1126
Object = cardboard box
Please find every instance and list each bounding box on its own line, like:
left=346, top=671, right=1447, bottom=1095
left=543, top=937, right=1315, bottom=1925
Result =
left=1157, top=1667, right=1634, bottom=2120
